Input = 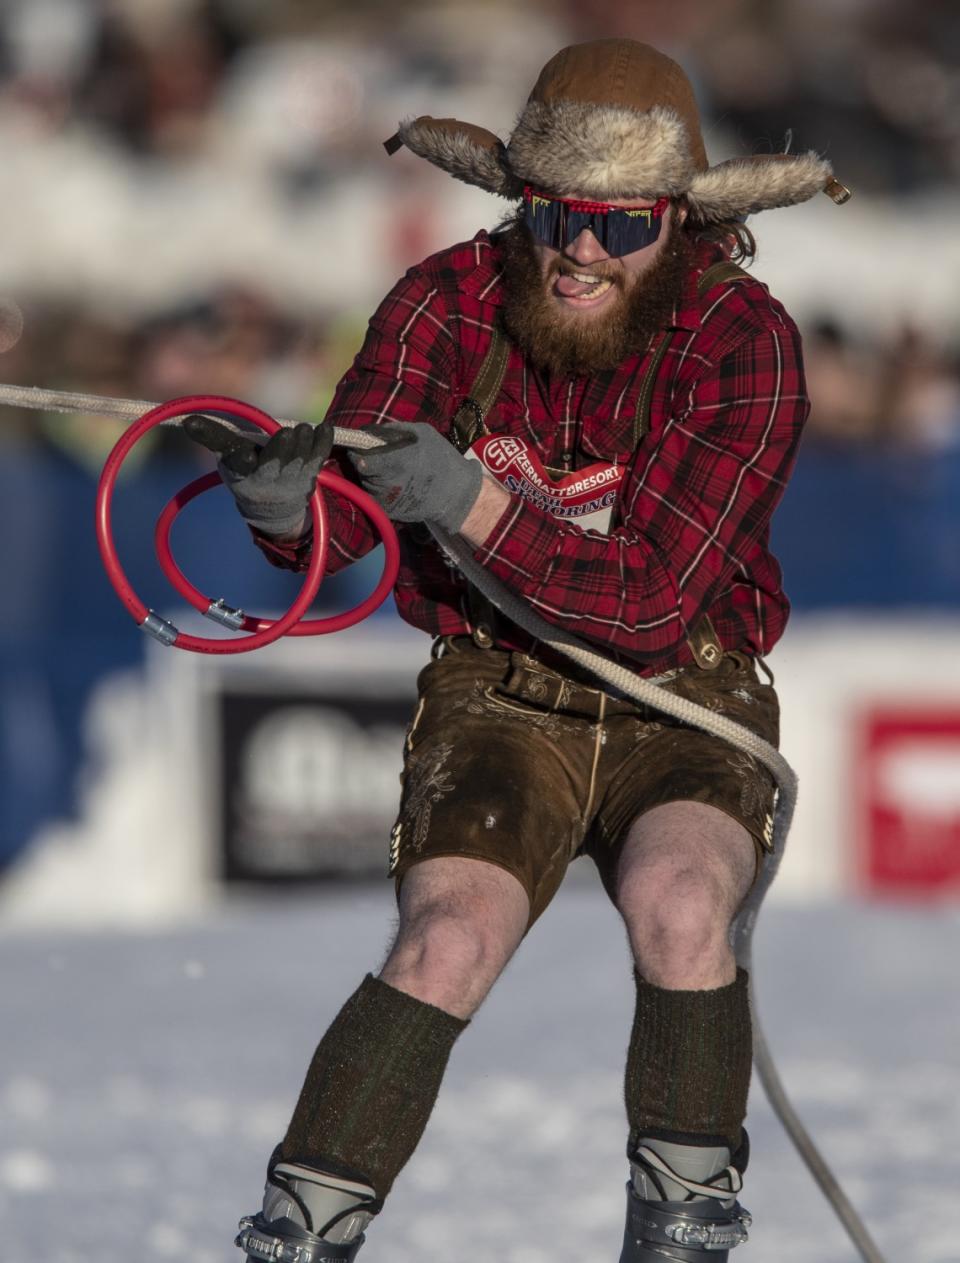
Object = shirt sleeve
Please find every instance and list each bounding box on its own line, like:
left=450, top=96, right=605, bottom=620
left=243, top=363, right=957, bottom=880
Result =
left=471, top=322, right=809, bottom=660
left=251, top=267, right=457, bottom=575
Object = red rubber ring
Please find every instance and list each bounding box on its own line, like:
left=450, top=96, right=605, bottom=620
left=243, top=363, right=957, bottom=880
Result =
left=154, top=467, right=399, bottom=635
left=96, top=394, right=328, bottom=653
left=95, top=394, right=398, bottom=654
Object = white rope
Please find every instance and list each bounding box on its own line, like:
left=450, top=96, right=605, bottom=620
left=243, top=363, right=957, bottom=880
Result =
left=0, top=383, right=303, bottom=430
left=0, top=381, right=886, bottom=1262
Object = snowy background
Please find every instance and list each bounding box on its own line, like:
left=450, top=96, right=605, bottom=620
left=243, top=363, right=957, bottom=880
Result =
left=3, top=879, right=958, bottom=1263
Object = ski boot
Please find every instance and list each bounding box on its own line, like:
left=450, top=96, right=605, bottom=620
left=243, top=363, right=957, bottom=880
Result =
left=236, top=1146, right=381, bottom=1262
left=618, top=1137, right=752, bottom=1261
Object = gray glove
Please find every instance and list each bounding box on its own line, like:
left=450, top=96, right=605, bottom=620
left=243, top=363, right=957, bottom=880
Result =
left=348, top=421, right=483, bottom=533
left=184, top=415, right=333, bottom=537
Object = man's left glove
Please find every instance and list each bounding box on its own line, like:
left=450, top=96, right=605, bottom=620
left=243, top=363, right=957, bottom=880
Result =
left=348, top=421, right=483, bottom=533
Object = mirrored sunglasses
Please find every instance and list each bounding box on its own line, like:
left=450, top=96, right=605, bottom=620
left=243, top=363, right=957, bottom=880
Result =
left=522, top=186, right=670, bottom=257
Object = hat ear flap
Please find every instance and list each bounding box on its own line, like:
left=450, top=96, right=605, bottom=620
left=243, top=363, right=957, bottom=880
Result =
left=386, top=116, right=524, bottom=198
left=685, top=152, right=837, bottom=222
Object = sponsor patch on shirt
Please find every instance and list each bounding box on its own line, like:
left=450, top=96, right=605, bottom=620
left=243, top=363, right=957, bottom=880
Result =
left=466, top=434, right=622, bottom=534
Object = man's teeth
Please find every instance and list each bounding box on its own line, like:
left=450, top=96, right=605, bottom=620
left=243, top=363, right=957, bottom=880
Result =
left=564, top=272, right=613, bottom=298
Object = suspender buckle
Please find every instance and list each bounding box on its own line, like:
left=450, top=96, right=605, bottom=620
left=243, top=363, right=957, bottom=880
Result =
left=687, top=614, right=724, bottom=670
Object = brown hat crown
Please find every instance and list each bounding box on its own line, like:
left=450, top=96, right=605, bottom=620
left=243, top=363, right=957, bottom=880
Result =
left=527, top=40, right=708, bottom=174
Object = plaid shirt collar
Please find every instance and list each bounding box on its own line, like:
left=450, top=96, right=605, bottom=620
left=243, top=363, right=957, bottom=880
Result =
left=456, top=231, right=705, bottom=332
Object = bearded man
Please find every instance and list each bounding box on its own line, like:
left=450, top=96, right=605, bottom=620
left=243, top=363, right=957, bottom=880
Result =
left=188, top=39, right=848, bottom=1263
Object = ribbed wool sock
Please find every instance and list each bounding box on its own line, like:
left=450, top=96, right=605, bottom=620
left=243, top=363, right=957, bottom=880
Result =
left=281, top=974, right=468, bottom=1197
left=624, top=969, right=752, bottom=1154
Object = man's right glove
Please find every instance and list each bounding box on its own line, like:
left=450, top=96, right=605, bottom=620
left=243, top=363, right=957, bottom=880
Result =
left=184, top=415, right=334, bottom=538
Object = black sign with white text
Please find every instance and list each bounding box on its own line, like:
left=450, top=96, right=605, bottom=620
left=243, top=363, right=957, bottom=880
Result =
left=218, top=689, right=415, bottom=882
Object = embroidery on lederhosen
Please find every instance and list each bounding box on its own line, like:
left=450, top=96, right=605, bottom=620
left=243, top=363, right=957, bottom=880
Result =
left=762, top=788, right=780, bottom=849
left=392, top=740, right=457, bottom=868
left=724, top=749, right=772, bottom=821
left=517, top=666, right=574, bottom=709
left=388, top=821, right=403, bottom=874
left=449, top=678, right=579, bottom=740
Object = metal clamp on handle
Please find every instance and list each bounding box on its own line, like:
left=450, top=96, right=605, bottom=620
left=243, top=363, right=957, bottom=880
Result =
left=141, top=610, right=178, bottom=646
left=205, top=598, right=246, bottom=630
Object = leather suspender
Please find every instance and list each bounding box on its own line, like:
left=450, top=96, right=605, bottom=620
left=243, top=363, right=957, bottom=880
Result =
left=450, top=259, right=751, bottom=665
left=451, top=330, right=511, bottom=453
left=448, top=329, right=511, bottom=646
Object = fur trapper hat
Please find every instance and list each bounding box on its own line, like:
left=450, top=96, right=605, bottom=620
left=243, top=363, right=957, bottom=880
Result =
left=385, top=40, right=849, bottom=222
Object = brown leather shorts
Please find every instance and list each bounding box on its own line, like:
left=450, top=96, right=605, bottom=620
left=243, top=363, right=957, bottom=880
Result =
left=389, top=637, right=780, bottom=926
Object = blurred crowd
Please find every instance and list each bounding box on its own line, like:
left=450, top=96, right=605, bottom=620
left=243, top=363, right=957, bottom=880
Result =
left=0, top=0, right=958, bottom=455
left=0, top=285, right=367, bottom=471
left=802, top=317, right=960, bottom=451
left=2, top=0, right=957, bottom=187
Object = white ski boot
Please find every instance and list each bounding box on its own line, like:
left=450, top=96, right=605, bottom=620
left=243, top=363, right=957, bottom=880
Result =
left=618, top=1138, right=751, bottom=1261
left=236, top=1147, right=380, bottom=1263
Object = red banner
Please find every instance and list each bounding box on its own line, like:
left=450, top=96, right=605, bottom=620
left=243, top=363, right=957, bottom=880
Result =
left=858, top=708, right=960, bottom=894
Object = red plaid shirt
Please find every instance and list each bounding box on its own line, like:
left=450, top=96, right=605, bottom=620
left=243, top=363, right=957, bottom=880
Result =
left=256, top=231, right=809, bottom=674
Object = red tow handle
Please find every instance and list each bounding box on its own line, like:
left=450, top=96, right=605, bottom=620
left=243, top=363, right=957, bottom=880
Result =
left=95, top=394, right=400, bottom=654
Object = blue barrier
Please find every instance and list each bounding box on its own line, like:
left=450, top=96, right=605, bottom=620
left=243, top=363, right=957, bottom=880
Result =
left=772, top=442, right=960, bottom=608
left=0, top=448, right=386, bottom=868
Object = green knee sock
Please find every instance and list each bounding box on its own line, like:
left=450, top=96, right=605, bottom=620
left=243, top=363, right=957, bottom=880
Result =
left=282, top=974, right=468, bottom=1197
left=624, top=969, right=752, bottom=1154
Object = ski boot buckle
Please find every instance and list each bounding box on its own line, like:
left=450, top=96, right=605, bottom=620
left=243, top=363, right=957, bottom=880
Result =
left=236, top=1214, right=363, bottom=1263
left=663, top=1205, right=752, bottom=1250
left=622, top=1187, right=752, bottom=1258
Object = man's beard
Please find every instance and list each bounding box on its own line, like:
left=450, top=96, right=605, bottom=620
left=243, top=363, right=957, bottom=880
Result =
left=498, top=211, right=692, bottom=378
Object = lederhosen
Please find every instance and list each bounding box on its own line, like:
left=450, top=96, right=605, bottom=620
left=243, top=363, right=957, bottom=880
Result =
left=448, top=259, right=750, bottom=671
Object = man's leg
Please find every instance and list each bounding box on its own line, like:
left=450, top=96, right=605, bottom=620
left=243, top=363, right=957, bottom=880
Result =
left=238, top=857, right=529, bottom=1261
left=282, top=855, right=530, bottom=1180
left=614, top=801, right=757, bottom=1261
left=380, top=854, right=532, bottom=1016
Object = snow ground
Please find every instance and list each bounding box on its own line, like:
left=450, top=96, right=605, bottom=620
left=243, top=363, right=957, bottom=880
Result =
left=1, top=879, right=958, bottom=1263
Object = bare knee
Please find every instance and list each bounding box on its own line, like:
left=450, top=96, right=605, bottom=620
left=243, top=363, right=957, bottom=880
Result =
left=380, top=859, right=529, bottom=1018
left=388, top=896, right=500, bottom=989
left=614, top=804, right=755, bottom=989
left=619, top=862, right=734, bottom=986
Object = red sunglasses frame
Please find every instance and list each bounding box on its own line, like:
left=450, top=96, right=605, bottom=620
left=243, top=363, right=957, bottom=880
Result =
left=523, top=187, right=670, bottom=217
